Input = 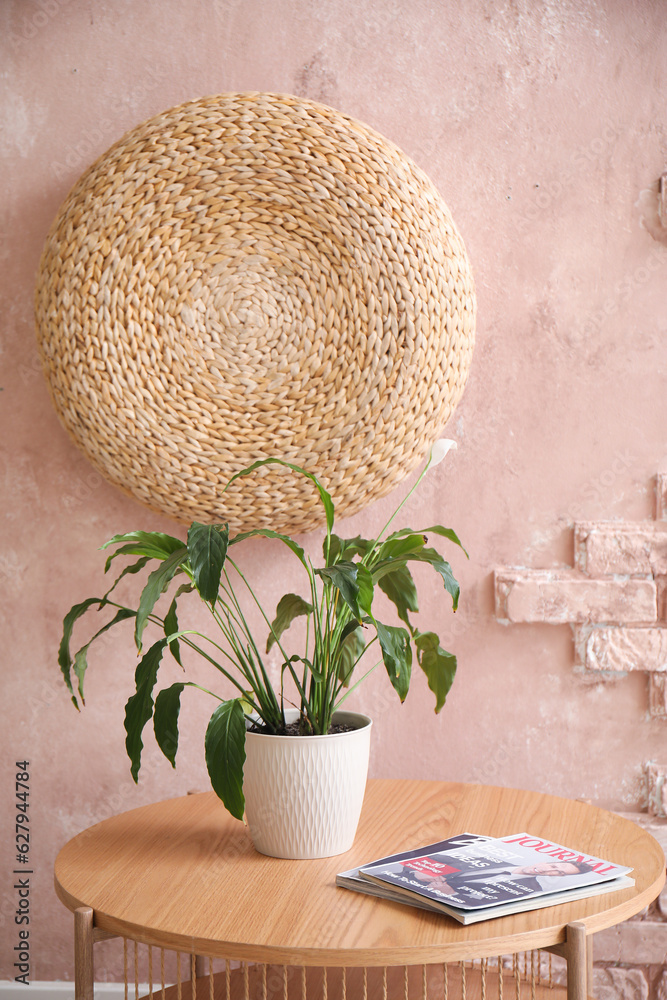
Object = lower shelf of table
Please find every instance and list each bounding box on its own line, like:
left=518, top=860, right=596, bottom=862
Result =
left=142, top=964, right=568, bottom=1000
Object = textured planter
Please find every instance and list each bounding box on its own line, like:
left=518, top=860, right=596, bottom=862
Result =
left=243, top=709, right=372, bottom=859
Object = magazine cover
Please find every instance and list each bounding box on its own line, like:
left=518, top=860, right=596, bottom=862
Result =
left=358, top=832, right=634, bottom=911
left=336, top=832, right=493, bottom=900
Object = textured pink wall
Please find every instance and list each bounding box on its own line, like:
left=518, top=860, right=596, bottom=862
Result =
left=1, top=0, right=666, bottom=981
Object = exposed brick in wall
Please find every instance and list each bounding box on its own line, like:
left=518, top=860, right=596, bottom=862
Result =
left=657, top=474, right=667, bottom=521
left=582, top=627, right=667, bottom=674
left=648, top=766, right=667, bottom=819
left=495, top=570, right=657, bottom=625
left=575, top=524, right=667, bottom=577
left=649, top=675, right=667, bottom=719
left=494, top=476, right=667, bottom=713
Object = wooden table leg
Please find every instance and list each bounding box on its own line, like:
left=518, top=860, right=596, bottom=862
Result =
left=74, top=906, right=94, bottom=1000
left=587, top=935, right=594, bottom=993
left=565, top=922, right=588, bottom=1000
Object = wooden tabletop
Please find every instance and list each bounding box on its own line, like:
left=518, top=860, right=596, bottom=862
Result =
left=54, top=779, right=665, bottom=965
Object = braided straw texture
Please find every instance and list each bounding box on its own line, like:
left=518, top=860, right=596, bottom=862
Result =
left=35, top=93, right=475, bottom=532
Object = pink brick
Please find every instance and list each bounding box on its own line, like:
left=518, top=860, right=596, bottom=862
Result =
left=584, top=626, right=667, bottom=672
left=658, top=473, right=667, bottom=520
left=593, top=968, right=648, bottom=1000
left=494, top=570, right=657, bottom=624
left=593, top=920, right=667, bottom=965
left=575, top=522, right=667, bottom=576
left=650, top=674, right=667, bottom=718
left=647, top=763, right=667, bottom=818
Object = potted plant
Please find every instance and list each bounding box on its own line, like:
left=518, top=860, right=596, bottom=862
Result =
left=59, top=443, right=465, bottom=858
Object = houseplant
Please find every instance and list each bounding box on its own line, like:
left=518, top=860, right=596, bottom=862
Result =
left=59, top=444, right=465, bottom=855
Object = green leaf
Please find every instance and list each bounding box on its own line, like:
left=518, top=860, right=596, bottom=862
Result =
left=375, top=620, right=412, bottom=702
left=205, top=699, right=247, bottom=820
left=316, top=562, right=374, bottom=620
left=374, top=533, right=427, bottom=562
left=124, top=639, right=168, bottom=782
left=229, top=527, right=306, bottom=567
left=187, top=522, right=229, bottom=604
left=327, top=534, right=372, bottom=565
left=267, top=593, right=313, bottom=652
left=102, top=531, right=185, bottom=572
left=163, top=596, right=182, bottom=666
left=337, top=626, right=366, bottom=685
left=134, top=546, right=188, bottom=651
left=103, top=556, right=150, bottom=600
left=377, top=563, right=419, bottom=627
left=224, top=458, right=335, bottom=537
left=316, top=563, right=358, bottom=615
left=164, top=583, right=194, bottom=667
left=408, top=547, right=461, bottom=611
left=355, top=565, right=374, bottom=615
left=386, top=525, right=468, bottom=557
left=284, top=653, right=323, bottom=683
left=415, top=631, right=457, bottom=713
left=154, top=682, right=186, bottom=766
left=72, top=608, right=136, bottom=704
left=58, top=597, right=105, bottom=701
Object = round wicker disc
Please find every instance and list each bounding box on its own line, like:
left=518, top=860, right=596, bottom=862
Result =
left=35, top=93, right=476, bottom=533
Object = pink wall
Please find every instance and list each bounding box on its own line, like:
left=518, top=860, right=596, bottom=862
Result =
left=1, top=0, right=666, bottom=981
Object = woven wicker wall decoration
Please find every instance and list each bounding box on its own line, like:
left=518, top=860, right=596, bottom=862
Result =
left=35, top=93, right=476, bottom=533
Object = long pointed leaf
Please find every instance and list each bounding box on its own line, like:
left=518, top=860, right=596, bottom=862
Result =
left=224, top=458, right=334, bottom=537
left=73, top=608, right=136, bottom=704
left=375, top=620, right=412, bottom=701
left=385, top=525, right=468, bottom=557
left=316, top=563, right=359, bottom=617
left=103, top=556, right=150, bottom=600
left=415, top=631, right=457, bottom=713
left=337, top=627, right=366, bottom=685
left=205, top=699, right=247, bottom=820
left=134, top=546, right=188, bottom=651
left=267, top=593, right=313, bottom=652
left=229, top=527, right=306, bottom=567
left=327, top=534, right=372, bottom=565
left=124, top=639, right=168, bottom=781
left=407, top=547, right=460, bottom=610
left=58, top=597, right=105, bottom=702
left=377, top=564, right=419, bottom=627
left=163, top=596, right=182, bottom=666
left=374, top=533, right=427, bottom=562
left=154, top=681, right=187, bottom=766
left=187, top=523, right=229, bottom=604
left=355, top=564, right=374, bottom=616
left=316, top=562, right=374, bottom=621
left=102, top=531, right=185, bottom=571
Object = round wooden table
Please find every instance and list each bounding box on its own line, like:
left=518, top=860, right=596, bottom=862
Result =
left=54, top=780, right=665, bottom=1000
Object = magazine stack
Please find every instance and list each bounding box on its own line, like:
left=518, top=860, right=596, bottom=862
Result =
left=337, top=832, right=634, bottom=925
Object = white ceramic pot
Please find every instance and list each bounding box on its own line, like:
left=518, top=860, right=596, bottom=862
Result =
left=243, top=709, right=372, bottom=859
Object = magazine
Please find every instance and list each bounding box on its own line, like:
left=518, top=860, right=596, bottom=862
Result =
left=337, top=832, right=634, bottom=925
